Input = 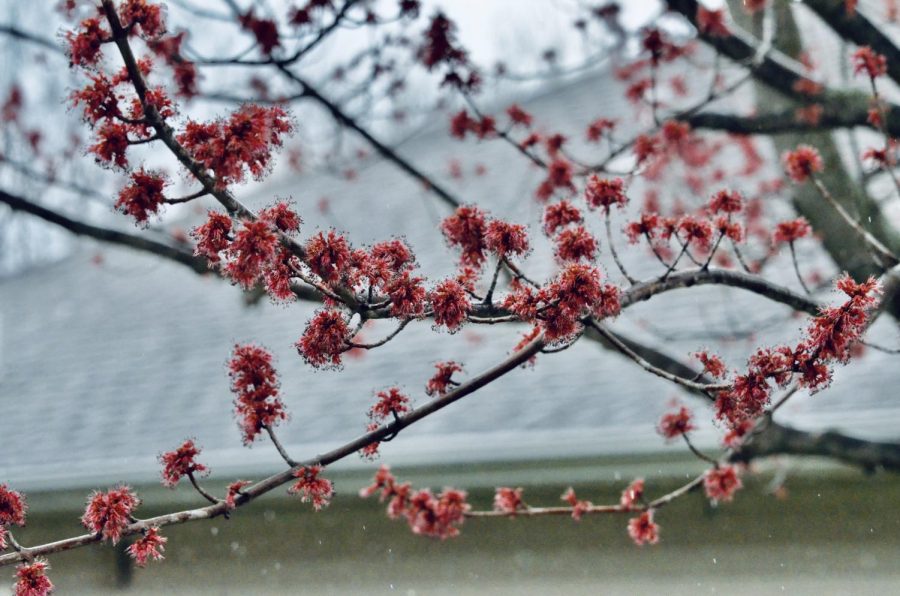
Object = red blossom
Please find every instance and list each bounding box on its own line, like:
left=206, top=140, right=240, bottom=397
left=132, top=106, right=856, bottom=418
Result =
left=240, top=11, right=281, bottom=55
left=625, top=212, right=660, bottom=244
left=694, top=351, right=727, bottom=378
left=289, top=466, right=334, bottom=510
left=225, top=480, right=252, bottom=509
left=159, top=439, right=208, bottom=488
left=586, top=117, right=616, bottom=142
left=627, top=510, right=660, bottom=546
left=620, top=478, right=645, bottom=509
left=178, top=105, right=292, bottom=187
left=69, top=72, right=121, bottom=124
left=127, top=527, right=167, bottom=567
left=561, top=487, right=592, bottom=521
left=81, top=486, right=140, bottom=543
left=430, top=279, right=470, bottom=332
left=677, top=215, right=714, bottom=251
left=115, top=169, right=168, bottom=224
left=441, top=205, right=488, bottom=267
left=386, top=271, right=427, bottom=318
left=715, top=216, right=744, bottom=243
left=120, top=0, right=166, bottom=39
left=228, top=344, right=286, bottom=444
left=708, top=189, right=743, bottom=214
left=370, top=239, right=415, bottom=277
left=536, top=159, right=576, bottom=200
left=405, top=488, right=470, bottom=539
left=0, top=485, right=26, bottom=528
left=296, top=309, right=349, bottom=368
left=543, top=201, right=583, bottom=235
left=783, top=145, right=823, bottom=182
left=703, top=465, right=743, bottom=502
left=305, top=230, right=352, bottom=284
left=773, top=217, right=812, bottom=244
left=633, top=134, right=660, bottom=165
left=224, top=220, right=279, bottom=289
left=852, top=46, right=888, bottom=79
left=485, top=220, right=529, bottom=258
left=657, top=406, right=695, bottom=440
left=89, top=121, right=130, bottom=168
left=555, top=226, right=598, bottom=262
left=425, top=361, right=463, bottom=396
left=369, top=387, right=411, bottom=421
left=14, top=560, right=53, bottom=596
left=191, top=211, right=232, bottom=262
left=585, top=176, right=627, bottom=213
left=67, top=17, right=108, bottom=67
left=493, top=487, right=525, bottom=514
left=697, top=7, right=730, bottom=37
left=259, top=202, right=302, bottom=234
left=506, top=104, right=532, bottom=127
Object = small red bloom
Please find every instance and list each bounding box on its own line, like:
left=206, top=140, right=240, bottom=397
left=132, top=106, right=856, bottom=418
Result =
left=783, top=145, right=823, bottom=182
left=441, top=205, right=488, bottom=267
left=506, top=104, right=532, bottom=127
left=127, top=527, right=167, bottom=567
left=159, top=439, right=208, bottom=488
left=296, top=309, right=349, bottom=368
left=305, top=230, right=352, bottom=284
left=585, top=176, right=627, bottom=213
left=259, top=202, right=301, bottom=234
left=561, top=487, right=592, bottom=521
left=425, top=361, right=463, bottom=396
left=289, top=466, right=334, bottom=511
left=852, top=46, right=888, bottom=79
left=89, top=122, right=130, bottom=168
left=586, top=118, right=616, bottom=142
left=405, top=487, right=470, bottom=539
left=369, top=387, right=411, bottom=422
left=81, top=486, right=140, bottom=543
left=543, top=201, right=583, bottom=235
left=620, top=478, right=645, bottom=509
left=430, top=279, right=470, bottom=332
left=703, top=465, right=743, bottom=502
left=657, top=406, right=695, bottom=440
left=67, top=17, right=108, bottom=67
left=625, top=212, right=660, bottom=244
left=677, top=215, right=714, bottom=251
left=485, top=220, right=529, bottom=258
left=694, top=351, right=727, bottom=378
left=773, top=217, right=811, bottom=244
left=386, top=272, right=427, bottom=318
left=555, top=226, right=598, bottom=262
left=191, top=211, right=232, bottom=262
left=224, top=220, right=279, bottom=289
left=115, top=169, right=168, bottom=225
left=634, top=134, right=660, bottom=165
left=14, top=560, right=53, bottom=596
left=228, top=344, right=286, bottom=444
left=708, top=189, right=743, bottom=214
left=0, top=485, right=26, bottom=527
left=627, top=510, right=660, bottom=546
left=225, top=480, right=252, bottom=509
left=240, top=10, right=281, bottom=55
left=493, top=487, right=525, bottom=514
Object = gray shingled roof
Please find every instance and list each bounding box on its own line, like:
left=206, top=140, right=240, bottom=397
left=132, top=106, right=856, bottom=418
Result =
left=3, top=63, right=900, bottom=492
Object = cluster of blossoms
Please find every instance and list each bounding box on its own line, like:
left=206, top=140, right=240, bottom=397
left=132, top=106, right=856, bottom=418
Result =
left=289, top=466, right=335, bottom=511
left=13, top=560, right=53, bottom=596
left=228, top=344, right=287, bottom=444
left=441, top=205, right=529, bottom=268
left=425, top=361, right=463, bottom=396
left=359, top=387, right=413, bottom=459
left=782, top=145, right=824, bottom=183
left=715, top=275, right=880, bottom=427
left=81, top=486, right=141, bottom=544
left=624, top=189, right=745, bottom=259
left=852, top=46, right=888, bottom=80
left=0, top=484, right=27, bottom=554
left=503, top=263, right=620, bottom=343
left=159, top=439, right=208, bottom=488
left=360, top=466, right=470, bottom=539
left=417, top=11, right=480, bottom=91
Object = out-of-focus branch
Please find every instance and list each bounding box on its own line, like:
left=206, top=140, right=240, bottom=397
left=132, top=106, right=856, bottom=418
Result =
left=0, top=24, right=61, bottom=53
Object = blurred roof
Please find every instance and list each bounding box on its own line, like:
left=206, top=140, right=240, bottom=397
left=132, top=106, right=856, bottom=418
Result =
left=3, top=61, right=900, bottom=493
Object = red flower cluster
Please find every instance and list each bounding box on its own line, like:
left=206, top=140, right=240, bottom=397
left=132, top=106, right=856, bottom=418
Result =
left=543, top=201, right=583, bottom=235
left=783, top=145, right=823, bottom=182
left=127, top=527, right=167, bottom=567
left=386, top=272, right=427, bottom=318
left=694, top=351, right=727, bottom=378
left=484, top=220, right=529, bottom=258
left=440, top=205, right=488, bottom=267
left=586, top=117, right=616, bottom=142
left=561, top=487, right=592, bottom=521
left=493, top=487, right=525, bottom=514
left=0, top=484, right=26, bottom=528
left=555, top=226, right=598, bottom=262
left=429, top=279, right=470, bottom=332
left=360, top=466, right=470, bottom=539
left=14, top=560, right=53, bottom=596
left=66, top=17, right=108, bottom=67
left=225, top=480, right=252, bottom=509
left=296, top=309, right=349, bottom=368
left=159, top=439, right=208, bottom=488
left=148, top=32, right=199, bottom=97
left=81, top=486, right=140, bottom=543
left=585, top=176, right=628, bottom=213
left=852, top=46, right=888, bottom=79
left=425, top=361, right=463, bottom=396
left=627, top=510, right=660, bottom=546
left=506, top=104, right=533, bottom=127
left=773, top=217, right=812, bottom=244
left=657, top=406, right=695, bottom=440
left=369, top=387, right=411, bottom=422
left=708, top=189, right=743, bottom=214
left=305, top=230, right=351, bottom=284
left=289, top=466, right=334, bottom=511
left=620, top=478, right=645, bottom=509
left=240, top=10, right=281, bottom=55
left=228, top=344, right=286, bottom=444
left=224, top=221, right=279, bottom=289
left=703, top=465, right=743, bottom=503
left=449, top=110, right=496, bottom=139
left=191, top=211, right=233, bottom=262
left=115, top=169, right=168, bottom=224
left=535, top=159, right=576, bottom=201
left=418, top=12, right=479, bottom=90
left=178, top=105, right=292, bottom=187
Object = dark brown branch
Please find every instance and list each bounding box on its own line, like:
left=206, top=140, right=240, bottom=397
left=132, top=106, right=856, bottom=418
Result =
left=0, top=24, right=62, bottom=53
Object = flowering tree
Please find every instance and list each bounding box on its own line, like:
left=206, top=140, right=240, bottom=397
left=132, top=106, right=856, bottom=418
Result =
left=3, top=0, right=900, bottom=592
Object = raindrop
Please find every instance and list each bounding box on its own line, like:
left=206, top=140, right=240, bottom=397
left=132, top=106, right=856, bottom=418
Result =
left=210, top=527, right=219, bottom=536
left=712, top=557, right=717, bottom=564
